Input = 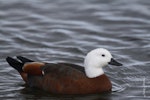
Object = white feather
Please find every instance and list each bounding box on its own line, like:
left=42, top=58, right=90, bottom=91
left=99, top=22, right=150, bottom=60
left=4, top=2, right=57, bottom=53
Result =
left=84, top=48, right=112, bottom=78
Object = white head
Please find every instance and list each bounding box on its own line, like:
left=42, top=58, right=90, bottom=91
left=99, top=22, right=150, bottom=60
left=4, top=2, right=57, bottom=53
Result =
left=84, top=48, right=122, bottom=78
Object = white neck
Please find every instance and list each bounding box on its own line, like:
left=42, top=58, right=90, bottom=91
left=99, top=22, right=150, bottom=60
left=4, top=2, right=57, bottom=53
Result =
left=85, top=67, right=104, bottom=78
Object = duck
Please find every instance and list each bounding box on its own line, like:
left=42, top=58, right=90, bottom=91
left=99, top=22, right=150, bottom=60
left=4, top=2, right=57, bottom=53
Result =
left=6, top=48, right=122, bottom=94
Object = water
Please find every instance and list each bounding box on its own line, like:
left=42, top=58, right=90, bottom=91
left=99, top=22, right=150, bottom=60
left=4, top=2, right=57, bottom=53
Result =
left=0, top=0, right=150, bottom=99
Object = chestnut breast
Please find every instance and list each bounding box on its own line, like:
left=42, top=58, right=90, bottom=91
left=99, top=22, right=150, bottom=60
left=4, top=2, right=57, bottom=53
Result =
left=27, top=63, right=112, bottom=94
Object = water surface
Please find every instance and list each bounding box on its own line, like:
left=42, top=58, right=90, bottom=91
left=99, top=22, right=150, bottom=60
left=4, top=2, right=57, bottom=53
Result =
left=0, top=0, right=150, bottom=100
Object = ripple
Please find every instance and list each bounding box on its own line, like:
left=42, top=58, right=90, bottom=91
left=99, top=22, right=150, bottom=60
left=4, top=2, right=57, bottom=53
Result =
left=0, top=0, right=150, bottom=99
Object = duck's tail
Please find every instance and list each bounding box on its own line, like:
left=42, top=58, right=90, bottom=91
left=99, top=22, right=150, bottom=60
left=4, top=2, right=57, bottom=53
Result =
left=6, top=56, right=34, bottom=82
left=6, top=57, right=24, bottom=72
left=6, top=56, right=33, bottom=72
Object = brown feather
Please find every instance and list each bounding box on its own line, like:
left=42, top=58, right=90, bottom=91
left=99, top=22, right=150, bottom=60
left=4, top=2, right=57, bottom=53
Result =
left=27, top=63, right=112, bottom=94
left=23, top=62, right=45, bottom=75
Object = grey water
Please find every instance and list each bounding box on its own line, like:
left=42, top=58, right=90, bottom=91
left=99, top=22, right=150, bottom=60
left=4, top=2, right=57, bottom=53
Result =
left=0, top=0, right=150, bottom=99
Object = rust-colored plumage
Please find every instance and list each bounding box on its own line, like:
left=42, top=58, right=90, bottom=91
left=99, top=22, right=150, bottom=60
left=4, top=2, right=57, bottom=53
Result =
left=23, top=62, right=45, bottom=75
left=31, top=63, right=112, bottom=94
left=6, top=56, right=112, bottom=94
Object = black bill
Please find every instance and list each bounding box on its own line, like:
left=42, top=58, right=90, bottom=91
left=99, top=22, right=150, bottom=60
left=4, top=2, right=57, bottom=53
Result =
left=108, top=58, right=122, bottom=66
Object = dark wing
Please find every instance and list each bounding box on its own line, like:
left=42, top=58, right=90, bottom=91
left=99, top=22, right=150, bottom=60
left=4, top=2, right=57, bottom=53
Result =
left=58, top=63, right=85, bottom=73
left=41, top=63, right=85, bottom=76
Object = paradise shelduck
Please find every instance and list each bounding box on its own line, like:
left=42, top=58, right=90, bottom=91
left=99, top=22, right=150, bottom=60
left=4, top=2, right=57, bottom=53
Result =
left=6, top=48, right=122, bottom=94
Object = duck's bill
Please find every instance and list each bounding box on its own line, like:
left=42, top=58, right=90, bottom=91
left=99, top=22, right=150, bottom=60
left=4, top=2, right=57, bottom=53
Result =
left=108, top=58, right=122, bottom=66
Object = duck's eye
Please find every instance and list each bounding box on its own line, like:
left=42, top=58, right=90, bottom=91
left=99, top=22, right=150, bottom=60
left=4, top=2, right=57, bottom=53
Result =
left=102, top=54, right=105, bottom=57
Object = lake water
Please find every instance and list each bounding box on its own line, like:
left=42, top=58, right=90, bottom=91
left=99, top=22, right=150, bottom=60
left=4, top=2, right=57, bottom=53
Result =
left=0, top=0, right=150, bottom=99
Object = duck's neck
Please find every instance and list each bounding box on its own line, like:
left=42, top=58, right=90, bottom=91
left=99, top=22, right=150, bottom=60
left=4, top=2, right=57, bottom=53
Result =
left=85, top=67, right=104, bottom=78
